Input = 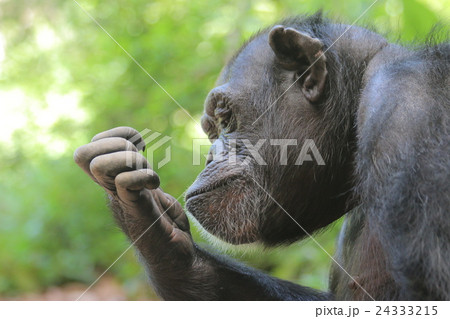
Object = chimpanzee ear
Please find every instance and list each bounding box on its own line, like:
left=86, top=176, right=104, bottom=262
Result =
left=269, top=25, right=327, bottom=103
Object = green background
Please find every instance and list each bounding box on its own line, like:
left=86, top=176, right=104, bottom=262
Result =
left=0, top=0, right=447, bottom=299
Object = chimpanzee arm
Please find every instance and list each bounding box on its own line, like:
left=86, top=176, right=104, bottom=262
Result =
left=74, top=127, right=330, bottom=301
left=195, top=247, right=331, bottom=301
left=111, top=193, right=330, bottom=300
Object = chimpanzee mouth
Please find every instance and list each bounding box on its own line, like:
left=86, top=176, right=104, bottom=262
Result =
left=185, top=175, right=242, bottom=201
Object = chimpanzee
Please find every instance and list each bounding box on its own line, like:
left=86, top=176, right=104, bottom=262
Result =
left=74, top=13, right=450, bottom=300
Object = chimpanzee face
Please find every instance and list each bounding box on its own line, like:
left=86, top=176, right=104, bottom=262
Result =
left=185, top=25, right=344, bottom=245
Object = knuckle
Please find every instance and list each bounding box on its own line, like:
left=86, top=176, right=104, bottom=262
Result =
left=73, top=145, right=88, bottom=165
left=97, top=137, right=122, bottom=149
left=89, top=156, right=106, bottom=176
left=91, top=130, right=107, bottom=142
left=124, top=139, right=138, bottom=152
left=132, top=152, right=148, bottom=167
left=124, top=126, right=138, bottom=134
left=114, top=174, right=127, bottom=187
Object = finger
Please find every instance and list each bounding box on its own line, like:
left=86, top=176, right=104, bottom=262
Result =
left=118, top=189, right=174, bottom=238
left=74, top=137, right=138, bottom=182
left=91, top=126, right=146, bottom=151
left=116, top=189, right=193, bottom=258
left=160, top=193, right=190, bottom=232
left=90, top=151, right=149, bottom=191
left=116, top=169, right=160, bottom=202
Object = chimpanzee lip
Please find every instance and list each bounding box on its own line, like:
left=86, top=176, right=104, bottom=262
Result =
left=185, top=175, right=242, bottom=201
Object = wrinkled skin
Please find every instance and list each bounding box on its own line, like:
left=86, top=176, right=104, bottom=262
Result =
left=75, top=14, right=449, bottom=300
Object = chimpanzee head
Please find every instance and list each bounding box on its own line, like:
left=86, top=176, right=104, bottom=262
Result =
left=186, top=15, right=361, bottom=246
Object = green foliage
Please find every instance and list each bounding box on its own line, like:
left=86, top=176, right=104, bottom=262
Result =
left=0, top=0, right=446, bottom=297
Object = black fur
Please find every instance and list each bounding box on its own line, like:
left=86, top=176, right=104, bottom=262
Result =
left=186, top=14, right=449, bottom=300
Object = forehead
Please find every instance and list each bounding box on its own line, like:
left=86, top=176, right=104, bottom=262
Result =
left=216, top=33, right=274, bottom=89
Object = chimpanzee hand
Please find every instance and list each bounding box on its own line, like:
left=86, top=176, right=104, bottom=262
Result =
left=73, top=127, right=195, bottom=267
left=73, top=127, right=330, bottom=301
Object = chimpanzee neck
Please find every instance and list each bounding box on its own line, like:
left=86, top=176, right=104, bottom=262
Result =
left=315, top=24, right=391, bottom=142
left=323, top=24, right=412, bottom=130
left=318, top=24, right=410, bottom=207
left=310, top=24, right=397, bottom=205
left=328, top=24, right=390, bottom=64
left=326, top=23, right=410, bottom=99
left=362, top=40, right=411, bottom=85
left=327, top=24, right=391, bottom=92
